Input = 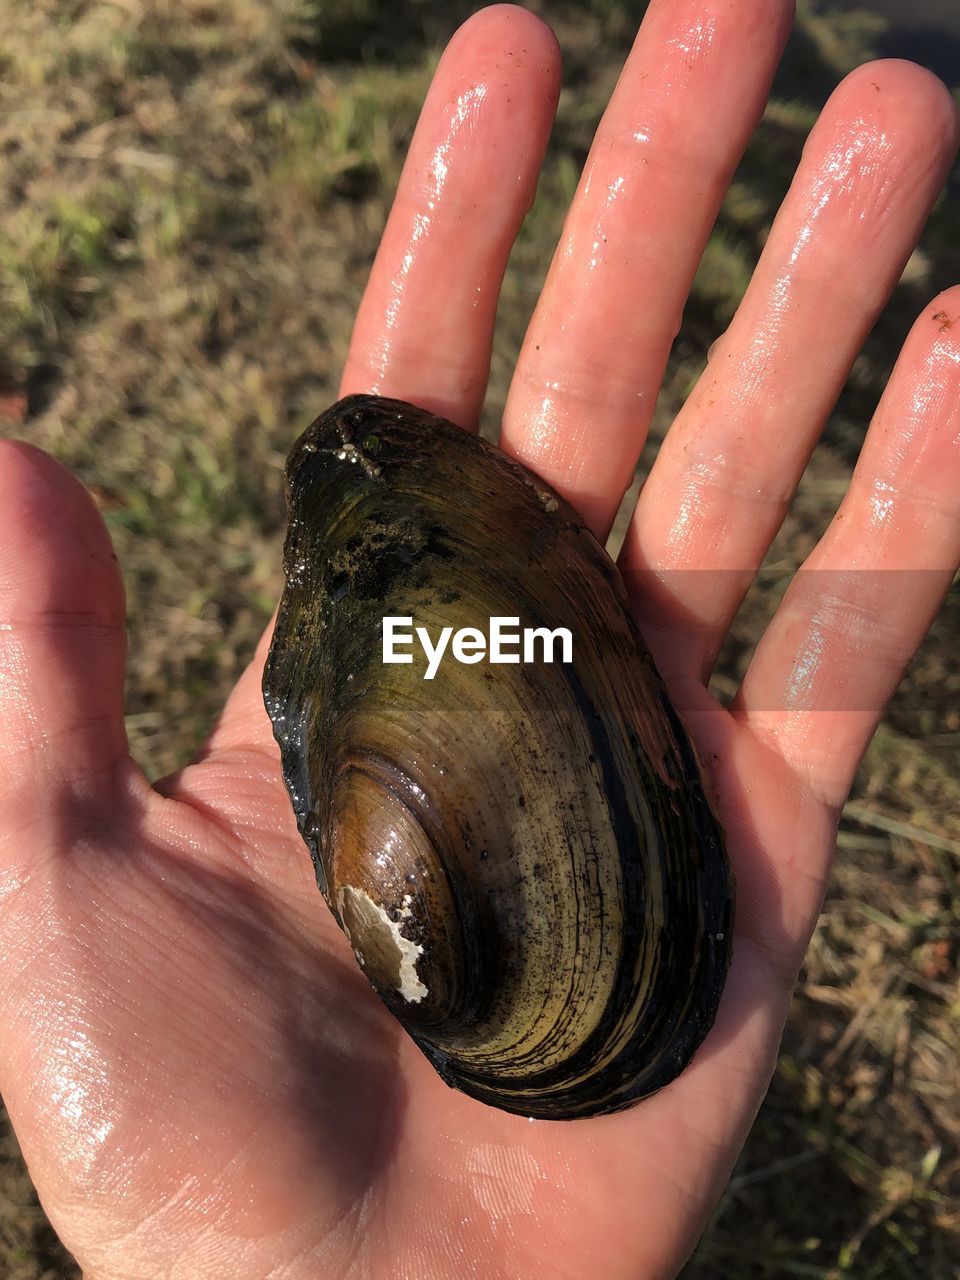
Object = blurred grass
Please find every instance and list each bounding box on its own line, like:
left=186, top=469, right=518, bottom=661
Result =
left=0, top=1, right=959, bottom=1277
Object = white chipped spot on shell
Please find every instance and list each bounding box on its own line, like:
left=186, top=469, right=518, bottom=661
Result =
left=338, top=884, right=428, bottom=1003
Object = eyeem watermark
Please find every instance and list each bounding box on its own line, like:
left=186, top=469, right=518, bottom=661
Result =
left=383, top=616, right=573, bottom=680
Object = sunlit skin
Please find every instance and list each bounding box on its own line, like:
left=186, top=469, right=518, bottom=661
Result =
left=1, top=3, right=959, bottom=1277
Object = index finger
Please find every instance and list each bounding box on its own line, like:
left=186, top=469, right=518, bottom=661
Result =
left=340, top=4, right=561, bottom=429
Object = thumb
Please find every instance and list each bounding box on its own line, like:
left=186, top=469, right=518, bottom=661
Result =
left=0, top=440, right=130, bottom=861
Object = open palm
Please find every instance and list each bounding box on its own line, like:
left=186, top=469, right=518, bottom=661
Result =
left=2, top=4, right=959, bottom=1278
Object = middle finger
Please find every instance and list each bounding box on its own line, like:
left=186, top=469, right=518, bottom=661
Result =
left=500, top=0, right=794, bottom=537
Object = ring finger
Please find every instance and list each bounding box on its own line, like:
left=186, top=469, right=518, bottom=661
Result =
left=620, top=60, right=959, bottom=683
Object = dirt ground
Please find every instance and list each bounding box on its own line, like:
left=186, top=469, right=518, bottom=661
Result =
left=0, top=2, right=958, bottom=1277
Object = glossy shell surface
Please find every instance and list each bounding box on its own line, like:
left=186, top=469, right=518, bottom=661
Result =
left=263, top=394, right=734, bottom=1119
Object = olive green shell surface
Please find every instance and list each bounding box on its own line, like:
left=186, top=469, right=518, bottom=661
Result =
left=263, top=394, right=733, bottom=1120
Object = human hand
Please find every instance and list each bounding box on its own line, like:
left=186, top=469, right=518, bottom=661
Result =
left=1, top=4, right=958, bottom=1278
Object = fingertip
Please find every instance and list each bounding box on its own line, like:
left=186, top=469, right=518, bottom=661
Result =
left=0, top=440, right=129, bottom=816
left=924, top=281, right=960, bottom=324
left=430, top=3, right=562, bottom=131
left=894, top=284, right=960, bottom=373
left=849, top=282, right=960, bottom=537
left=0, top=437, right=97, bottom=524
left=911, top=284, right=960, bottom=377
left=0, top=439, right=123, bottom=626
left=786, top=57, right=958, bottom=253
left=448, top=4, right=562, bottom=77
left=831, top=58, right=960, bottom=154
left=0, top=437, right=70, bottom=506
left=435, top=2, right=563, bottom=177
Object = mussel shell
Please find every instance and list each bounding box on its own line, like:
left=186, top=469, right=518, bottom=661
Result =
left=263, top=394, right=733, bottom=1119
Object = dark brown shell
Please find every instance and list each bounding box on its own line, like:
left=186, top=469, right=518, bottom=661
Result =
left=263, top=394, right=733, bottom=1119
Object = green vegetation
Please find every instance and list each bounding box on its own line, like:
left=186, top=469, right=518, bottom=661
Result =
left=0, top=2, right=958, bottom=1276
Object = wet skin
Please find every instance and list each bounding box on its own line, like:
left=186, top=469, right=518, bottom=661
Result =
left=1, top=4, right=959, bottom=1278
